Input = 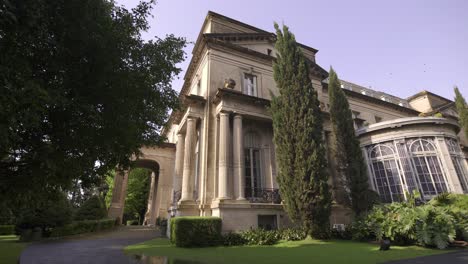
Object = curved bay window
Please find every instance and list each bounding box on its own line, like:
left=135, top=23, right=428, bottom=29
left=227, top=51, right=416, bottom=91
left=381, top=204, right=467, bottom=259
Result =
left=408, top=139, right=448, bottom=197
left=366, top=137, right=460, bottom=202
left=244, top=132, right=262, bottom=198
left=446, top=138, right=468, bottom=193
left=368, top=144, right=405, bottom=203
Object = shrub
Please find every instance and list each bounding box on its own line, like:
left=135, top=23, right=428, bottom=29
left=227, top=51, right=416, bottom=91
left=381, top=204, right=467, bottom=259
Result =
left=279, top=227, right=308, bottom=241
left=221, top=227, right=307, bottom=247
left=430, top=193, right=468, bottom=241
left=50, top=218, right=116, bottom=237
left=349, top=193, right=464, bottom=249
left=74, top=196, right=107, bottom=221
left=222, top=232, right=247, bottom=246
left=415, top=206, right=456, bottom=249
left=0, top=225, right=15, bottom=235
left=240, top=229, right=280, bottom=245
left=170, top=217, right=222, bottom=247
left=349, top=218, right=375, bottom=241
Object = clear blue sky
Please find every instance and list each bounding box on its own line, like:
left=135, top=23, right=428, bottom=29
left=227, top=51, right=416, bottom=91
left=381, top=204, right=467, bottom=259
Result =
left=119, top=0, right=467, bottom=100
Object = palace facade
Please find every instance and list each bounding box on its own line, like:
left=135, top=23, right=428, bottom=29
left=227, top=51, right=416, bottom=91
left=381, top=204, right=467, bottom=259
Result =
left=108, top=11, right=468, bottom=232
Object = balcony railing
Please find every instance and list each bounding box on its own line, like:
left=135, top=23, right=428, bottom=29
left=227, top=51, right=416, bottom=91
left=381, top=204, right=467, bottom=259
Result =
left=245, top=187, right=281, bottom=204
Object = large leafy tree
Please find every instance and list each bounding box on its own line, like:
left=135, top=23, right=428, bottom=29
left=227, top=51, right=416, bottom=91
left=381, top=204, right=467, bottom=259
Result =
left=271, top=23, right=331, bottom=238
left=327, top=67, right=376, bottom=216
left=454, top=87, right=468, bottom=138
left=0, top=0, right=185, bottom=205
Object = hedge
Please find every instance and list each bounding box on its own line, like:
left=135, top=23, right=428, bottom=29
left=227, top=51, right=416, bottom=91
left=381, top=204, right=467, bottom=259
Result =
left=50, top=218, right=116, bottom=237
left=170, top=217, right=222, bottom=247
left=0, top=225, right=15, bottom=235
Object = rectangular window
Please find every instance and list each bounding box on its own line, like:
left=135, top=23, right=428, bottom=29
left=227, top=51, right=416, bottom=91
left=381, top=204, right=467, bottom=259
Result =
left=243, top=73, right=257, bottom=97
left=258, top=215, right=277, bottom=230
left=244, top=148, right=261, bottom=198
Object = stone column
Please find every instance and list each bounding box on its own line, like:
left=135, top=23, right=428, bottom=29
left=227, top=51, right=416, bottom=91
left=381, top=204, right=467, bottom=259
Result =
left=149, top=172, right=159, bottom=225
left=108, top=169, right=129, bottom=224
left=233, top=114, right=245, bottom=200
left=173, top=133, right=185, bottom=203
left=144, top=171, right=156, bottom=224
left=218, top=112, right=230, bottom=199
left=181, top=117, right=196, bottom=201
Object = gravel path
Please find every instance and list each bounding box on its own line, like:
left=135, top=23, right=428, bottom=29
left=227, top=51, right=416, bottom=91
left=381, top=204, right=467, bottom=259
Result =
left=19, top=226, right=160, bottom=264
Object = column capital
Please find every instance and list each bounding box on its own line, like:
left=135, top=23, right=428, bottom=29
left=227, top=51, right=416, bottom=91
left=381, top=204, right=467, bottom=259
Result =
left=219, top=112, right=230, bottom=117
left=233, top=113, right=243, bottom=119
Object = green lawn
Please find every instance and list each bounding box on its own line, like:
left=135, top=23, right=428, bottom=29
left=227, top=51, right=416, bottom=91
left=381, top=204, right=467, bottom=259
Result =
left=125, top=238, right=450, bottom=264
left=0, top=235, right=28, bottom=264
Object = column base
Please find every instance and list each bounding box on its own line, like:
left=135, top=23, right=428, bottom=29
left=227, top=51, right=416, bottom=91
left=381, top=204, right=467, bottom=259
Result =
left=108, top=203, right=124, bottom=224
left=176, top=200, right=199, bottom=216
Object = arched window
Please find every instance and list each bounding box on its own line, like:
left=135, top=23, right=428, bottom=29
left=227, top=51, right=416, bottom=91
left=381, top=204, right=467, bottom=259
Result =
left=446, top=138, right=468, bottom=193
left=408, top=139, right=448, bottom=197
left=368, top=143, right=404, bottom=203
left=244, top=132, right=262, bottom=198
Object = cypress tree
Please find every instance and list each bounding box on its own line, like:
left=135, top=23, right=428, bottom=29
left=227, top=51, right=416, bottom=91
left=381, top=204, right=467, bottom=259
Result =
left=327, top=68, right=375, bottom=216
left=271, top=23, right=331, bottom=238
left=454, top=87, right=468, bottom=138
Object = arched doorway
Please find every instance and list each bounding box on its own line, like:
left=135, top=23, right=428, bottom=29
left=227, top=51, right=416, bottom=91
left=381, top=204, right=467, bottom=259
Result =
left=108, top=145, right=176, bottom=226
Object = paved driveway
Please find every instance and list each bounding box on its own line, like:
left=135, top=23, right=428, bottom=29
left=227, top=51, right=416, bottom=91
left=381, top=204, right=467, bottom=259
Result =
left=20, top=226, right=160, bottom=264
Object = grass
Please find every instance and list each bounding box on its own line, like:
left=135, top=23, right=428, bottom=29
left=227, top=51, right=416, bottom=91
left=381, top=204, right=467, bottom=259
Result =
left=124, top=238, right=451, bottom=264
left=0, top=235, right=28, bottom=264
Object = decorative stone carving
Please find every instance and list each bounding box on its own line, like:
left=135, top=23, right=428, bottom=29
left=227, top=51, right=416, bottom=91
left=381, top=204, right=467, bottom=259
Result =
left=224, top=78, right=236, bottom=89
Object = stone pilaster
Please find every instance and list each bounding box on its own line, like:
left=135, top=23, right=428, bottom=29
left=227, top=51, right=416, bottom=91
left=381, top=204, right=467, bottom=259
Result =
left=233, top=114, right=245, bottom=200
left=218, top=112, right=230, bottom=199
left=181, top=117, right=196, bottom=201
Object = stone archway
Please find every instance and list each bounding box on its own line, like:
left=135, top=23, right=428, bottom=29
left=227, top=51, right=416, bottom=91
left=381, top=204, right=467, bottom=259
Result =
left=108, top=144, right=176, bottom=225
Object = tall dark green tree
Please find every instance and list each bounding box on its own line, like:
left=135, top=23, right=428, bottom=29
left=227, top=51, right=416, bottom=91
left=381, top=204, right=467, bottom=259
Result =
left=454, top=87, right=468, bottom=138
left=271, top=23, right=331, bottom=238
left=327, top=68, right=375, bottom=216
left=0, top=0, right=185, bottom=206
